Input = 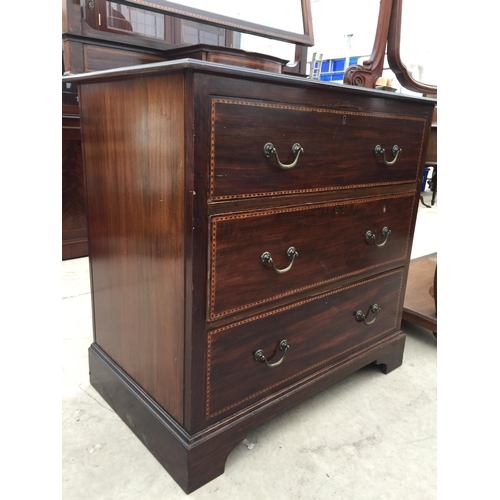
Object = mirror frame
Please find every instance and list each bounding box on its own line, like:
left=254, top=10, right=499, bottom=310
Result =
left=113, top=0, right=315, bottom=46
left=344, top=0, right=437, bottom=95
left=386, top=0, right=436, bottom=94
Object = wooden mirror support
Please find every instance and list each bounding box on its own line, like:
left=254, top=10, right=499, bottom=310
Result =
left=386, top=0, right=437, bottom=95
left=344, top=0, right=437, bottom=96
left=343, top=0, right=393, bottom=89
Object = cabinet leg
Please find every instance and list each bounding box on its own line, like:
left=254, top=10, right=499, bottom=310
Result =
left=183, top=430, right=250, bottom=493
left=374, top=332, right=406, bottom=374
left=88, top=344, right=246, bottom=494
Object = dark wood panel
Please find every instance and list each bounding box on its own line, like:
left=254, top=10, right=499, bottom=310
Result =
left=209, top=194, right=415, bottom=319
left=163, top=44, right=287, bottom=73
left=79, top=73, right=187, bottom=424
left=62, top=115, right=88, bottom=260
left=426, top=124, right=437, bottom=164
left=207, top=269, right=405, bottom=421
left=83, top=44, right=166, bottom=72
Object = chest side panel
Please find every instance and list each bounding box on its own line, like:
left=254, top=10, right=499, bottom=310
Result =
left=80, top=72, right=187, bottom=424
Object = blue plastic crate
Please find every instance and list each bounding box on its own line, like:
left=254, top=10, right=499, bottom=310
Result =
left=421, top=167, right=430, bottom=191
left=316, top=57, right=361, bottom=82
left=332, top=60, right=345, bottom=71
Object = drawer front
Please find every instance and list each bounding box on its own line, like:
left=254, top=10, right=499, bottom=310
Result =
left=209, top=193, right=415, bottom=320
left=210, top=98, right=427, bottom=200
left=206, top=268, right=404, bottom=421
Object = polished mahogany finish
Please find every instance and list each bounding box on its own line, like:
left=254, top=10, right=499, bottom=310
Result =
left=66, top=59, right=435, bottom=493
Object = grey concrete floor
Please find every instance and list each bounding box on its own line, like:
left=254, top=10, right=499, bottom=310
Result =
left=62, top=190, right=437, bottom=499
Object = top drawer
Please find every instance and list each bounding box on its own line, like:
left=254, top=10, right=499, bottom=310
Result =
left=209, top=98, right=427, bottom=200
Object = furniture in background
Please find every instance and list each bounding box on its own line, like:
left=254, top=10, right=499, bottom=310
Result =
left=62, top=99, right=87, bottom=259
left=426, top=120, right=437, bottom=206
left=419, top=111, right=437, bottom=208
left=66, top=53, right=435, bottom=492
left=402, top=253, right=437, bottom=335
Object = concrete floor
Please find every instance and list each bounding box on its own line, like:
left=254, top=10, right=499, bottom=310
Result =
left=62, top=190, right=437, bottom=499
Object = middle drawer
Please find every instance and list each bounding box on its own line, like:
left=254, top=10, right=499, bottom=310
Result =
left=208, top=193, right=415, bottom=320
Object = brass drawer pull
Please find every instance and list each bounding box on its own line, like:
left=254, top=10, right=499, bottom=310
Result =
left=365, top=227, right=391, bottom=247
left=263, top=142, right=303, bottom=169
left=261, top=246, right=298, bottom=274
left=254, top=340, right=290, bottom=368
left=355, top=304, right=381, bottom=325
left=374, top=144, right=402, bottom=166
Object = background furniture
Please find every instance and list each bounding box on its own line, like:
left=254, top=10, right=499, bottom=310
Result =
left=62, top=100, right=87, bottom=259
left=402, top=253, right=437, bottom=335
left=67, top=55, right=435, bottom=492
left=426, top=120, right=437, bottom=206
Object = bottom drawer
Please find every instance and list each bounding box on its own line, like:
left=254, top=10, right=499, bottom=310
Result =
left=206, top=268, right=405, bottom=421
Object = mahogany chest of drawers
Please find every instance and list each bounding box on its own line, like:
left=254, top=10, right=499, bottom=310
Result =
left=66, top=60, right=435, bottom=493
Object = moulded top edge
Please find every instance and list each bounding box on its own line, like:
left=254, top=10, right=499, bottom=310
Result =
left=62, top=58, right=436, bottom=105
